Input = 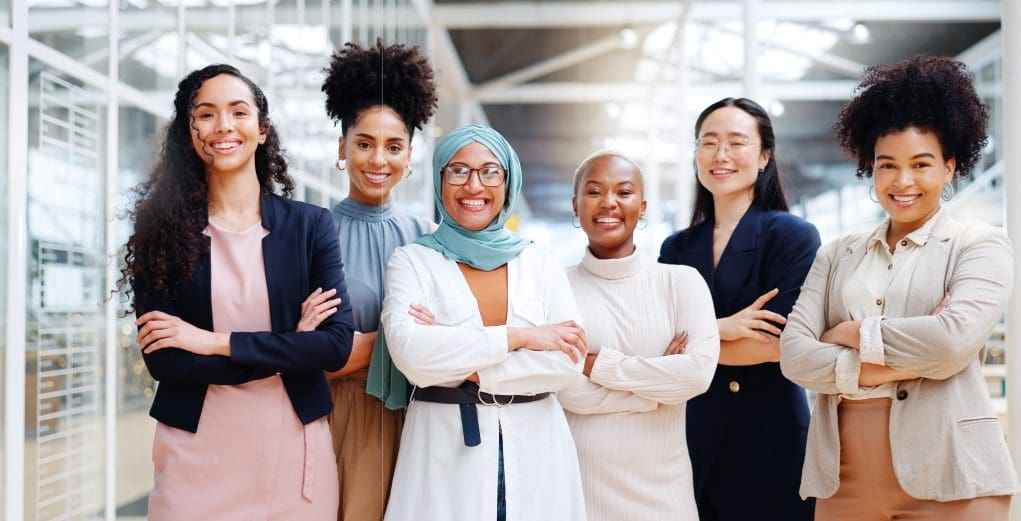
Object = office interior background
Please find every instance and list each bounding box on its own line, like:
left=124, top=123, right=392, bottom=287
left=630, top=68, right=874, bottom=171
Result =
left=1, top=0, right=1019, bottom=519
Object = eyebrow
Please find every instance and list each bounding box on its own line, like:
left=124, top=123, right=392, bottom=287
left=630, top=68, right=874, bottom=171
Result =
left=353, top=132, right=406, bottom=143
left=875, top=152, right=937, bottom=161
left=194, top=100, right=252, bottom=110
left=699, top=131, right=751, bottom=139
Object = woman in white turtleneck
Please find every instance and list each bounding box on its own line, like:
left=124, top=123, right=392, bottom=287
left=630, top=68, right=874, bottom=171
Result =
left=558, top=150, right=720, bottom=521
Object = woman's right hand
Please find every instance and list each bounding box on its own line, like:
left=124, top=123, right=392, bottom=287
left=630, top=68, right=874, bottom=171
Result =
left=717, top=288, right=786, bottom=343
left=509, top=321, right=589, bottom=363
left=664, top=332, right=689, bottom=355
left=296, top=287, right=341, bottom=332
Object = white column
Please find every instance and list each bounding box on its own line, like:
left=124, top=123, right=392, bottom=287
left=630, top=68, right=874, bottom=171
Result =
left=742, top=0, right=759, bottom=99
left=104, top=1, right=120, bottom=519
left=1003, top=1, right=1021, bottom=519
left=4, top=0, right=28, bottom=519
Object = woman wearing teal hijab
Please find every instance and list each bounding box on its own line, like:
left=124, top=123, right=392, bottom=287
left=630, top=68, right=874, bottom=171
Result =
left=380, top=125, right=588, bottom=521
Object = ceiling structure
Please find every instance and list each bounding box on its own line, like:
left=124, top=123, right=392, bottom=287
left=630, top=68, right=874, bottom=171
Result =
left=423, top=0, right=1002, bottom=221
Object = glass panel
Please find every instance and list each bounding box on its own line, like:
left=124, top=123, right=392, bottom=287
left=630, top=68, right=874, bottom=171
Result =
left=114, top=105, right=160, bottom=520
left=26, top=60, right=107, bottom=521
left=0, top=42, right=8, bottom=519
left=119, top=3, right=179, bottom=94
left=28, top=0, right=110, bottom=76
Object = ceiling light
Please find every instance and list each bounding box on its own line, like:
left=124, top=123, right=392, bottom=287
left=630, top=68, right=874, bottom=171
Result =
left=847, top=23, right=872, bottom=45
left=619, top=27, right=640, bottom=49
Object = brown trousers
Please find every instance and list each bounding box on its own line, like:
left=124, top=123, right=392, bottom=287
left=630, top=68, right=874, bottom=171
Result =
left=328, top=369, right=404, bottom=521
left=816, top=398, right=1010, bottom=521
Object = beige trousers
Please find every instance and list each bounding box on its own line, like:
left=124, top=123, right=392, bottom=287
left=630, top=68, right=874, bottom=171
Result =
left=328, top=369, right=405, bottom=521
left=816, top=397, right=1010, bottom=521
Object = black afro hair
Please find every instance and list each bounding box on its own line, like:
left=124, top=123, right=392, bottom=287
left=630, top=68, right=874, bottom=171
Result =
left=834, top=54, right=989, bottom=178
left=322, top=38, right=438, bottom=138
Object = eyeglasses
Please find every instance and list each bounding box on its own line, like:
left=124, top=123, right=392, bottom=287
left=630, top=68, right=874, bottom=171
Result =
left=442, top=165, right=507, bottom=187
left=695, top=138, right=758, bottom=157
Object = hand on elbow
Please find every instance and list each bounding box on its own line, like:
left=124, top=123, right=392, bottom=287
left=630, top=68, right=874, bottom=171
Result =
left=509, top=321, right=589, bottom=363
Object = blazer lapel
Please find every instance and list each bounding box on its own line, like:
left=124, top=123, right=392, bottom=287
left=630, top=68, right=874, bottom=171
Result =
left=713, top=205, right=765, bottom=311
left=903, top=212, right=958, bottom=316
left=260, top=194, right=295, bottom=333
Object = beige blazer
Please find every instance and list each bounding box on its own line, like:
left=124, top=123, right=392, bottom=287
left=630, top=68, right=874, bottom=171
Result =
left=780, top=211, right=1019, bottom=501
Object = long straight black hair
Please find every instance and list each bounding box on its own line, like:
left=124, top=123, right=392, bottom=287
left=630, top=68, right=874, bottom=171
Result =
left=689, top=97, right=789, bottom=228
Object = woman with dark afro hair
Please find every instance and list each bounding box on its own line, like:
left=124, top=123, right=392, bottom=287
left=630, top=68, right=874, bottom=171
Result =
left=781, top=54, right=1018, bottom=520
left=124, top=64, right=355, bottom=519
left=300, top=39, right=438, bottom=521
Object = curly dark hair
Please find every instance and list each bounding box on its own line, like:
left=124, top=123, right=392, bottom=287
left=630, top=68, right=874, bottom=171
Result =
left=119, top=64, right=294, bottom=310
left=834, top=54, right=989, bottom=178
left=322, top=39, right=438, bottom=137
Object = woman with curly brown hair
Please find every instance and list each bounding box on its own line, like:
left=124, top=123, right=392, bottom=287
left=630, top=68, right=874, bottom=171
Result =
left=781, top=54, right=1018, bottom=520
left=125, top=64, right=355, bottom=520
left=304, top=40, right=437, bottom=520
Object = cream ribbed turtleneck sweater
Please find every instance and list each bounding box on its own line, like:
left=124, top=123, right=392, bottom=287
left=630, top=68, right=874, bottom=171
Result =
left=560, top=247, right=720, bottom=521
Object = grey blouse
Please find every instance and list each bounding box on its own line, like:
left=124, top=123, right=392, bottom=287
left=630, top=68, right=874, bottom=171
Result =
left=331, top=198, right=430, bottom=333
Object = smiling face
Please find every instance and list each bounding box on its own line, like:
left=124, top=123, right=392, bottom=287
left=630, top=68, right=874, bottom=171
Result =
left=189, top=74, right=266, bottom=177
left=573, top=155, right=646, bottom=259
left=872, top=127, right=955, bottom=236
left=440, top=141, right=506, bottom=232
left=340, top=105, right=412, bottom=206
left=695, top=106, right=770, bottom=203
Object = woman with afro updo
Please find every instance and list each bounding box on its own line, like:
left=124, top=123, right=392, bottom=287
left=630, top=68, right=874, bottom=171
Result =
left=125, top=64, right=355, bottom=519
left=781, top=54, right=1018, bottom=520
left=299, top=39, right=438, bottom=521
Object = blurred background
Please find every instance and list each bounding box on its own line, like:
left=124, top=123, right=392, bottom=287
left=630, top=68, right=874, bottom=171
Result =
left=0, top=0, right=1013, bottom=519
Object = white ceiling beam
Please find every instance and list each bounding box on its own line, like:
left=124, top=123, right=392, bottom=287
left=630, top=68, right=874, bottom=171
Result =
left=474, top=81, right=858, bottom=103
left=474, top=80, right=1002, bottom=104
left=706, top=22, right=866, bottom=78
left=475, top=30, right=641, bottom=93
left=28, top=1, right=1001, bottom=34
left=432, top=1, right=1000, bottom=29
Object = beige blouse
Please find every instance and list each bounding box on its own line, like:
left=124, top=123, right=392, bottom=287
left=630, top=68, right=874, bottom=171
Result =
left=839, top=209, right=943, bottom=400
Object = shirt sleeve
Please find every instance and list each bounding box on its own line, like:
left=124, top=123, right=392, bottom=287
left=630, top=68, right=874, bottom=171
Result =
left=381, top=247, right=513, bottom=388
left=229, top=208, right=356, bottom=374
left=585, top=268, right=718, bottom=405
left=477, top=249, right=585, bottom=395
left=780, top=239, right=864, bottom=395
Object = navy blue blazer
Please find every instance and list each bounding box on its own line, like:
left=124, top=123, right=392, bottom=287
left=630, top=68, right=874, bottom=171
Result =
left=659, top=204, right=820, bottom=501
left=134, top=193, right=355, bottom=433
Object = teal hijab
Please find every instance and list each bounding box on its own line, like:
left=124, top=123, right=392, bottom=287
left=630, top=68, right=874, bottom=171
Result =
left=414, top=124, right=532, bottom=270
left=370, top=125, right=531, bottom=409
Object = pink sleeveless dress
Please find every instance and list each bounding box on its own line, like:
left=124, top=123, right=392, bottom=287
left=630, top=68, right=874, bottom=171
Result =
left=147, top=220, right=339, bottom=520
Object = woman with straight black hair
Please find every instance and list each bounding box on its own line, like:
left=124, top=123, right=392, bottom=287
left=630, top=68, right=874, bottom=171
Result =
left=659, top=97, right=819, bottom=521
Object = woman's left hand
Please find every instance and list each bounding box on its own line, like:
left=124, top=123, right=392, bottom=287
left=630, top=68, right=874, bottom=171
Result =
left=136, top=310, right=230, bottom=356
left=820, top=320, right=861, bottom=349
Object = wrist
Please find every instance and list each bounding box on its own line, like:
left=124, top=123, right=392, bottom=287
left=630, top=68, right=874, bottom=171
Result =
left=218, top=332, right=232, bottom=356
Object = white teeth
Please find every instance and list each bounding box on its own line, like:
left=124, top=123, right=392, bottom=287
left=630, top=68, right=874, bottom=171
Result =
left=212, top=141, right=239, bottom=150
left=460, top=199, right=486, bottom=210
left=892, top=194, right=919, bottom=202
left=711, top=169, right=734, bottom=175
left=365, top=173, right=389, bottom=183
left=595, top=218, right=621, bottom=223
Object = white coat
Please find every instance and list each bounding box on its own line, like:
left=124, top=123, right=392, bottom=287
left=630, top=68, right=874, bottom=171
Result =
left=381, top=243, right=587, bottom=521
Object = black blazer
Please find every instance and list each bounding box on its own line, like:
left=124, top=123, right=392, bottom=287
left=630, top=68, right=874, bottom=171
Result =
left=134, top=193, right=355, bottom=433
left=659, top=204, right=819, bottom=516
